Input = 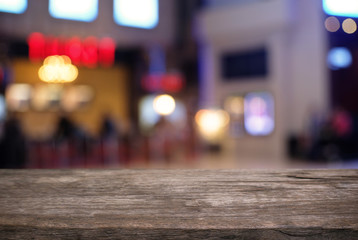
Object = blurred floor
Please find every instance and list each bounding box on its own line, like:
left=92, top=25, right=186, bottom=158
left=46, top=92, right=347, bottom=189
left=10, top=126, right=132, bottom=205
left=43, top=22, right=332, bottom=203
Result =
left=101, top=154, right=358, bottom=170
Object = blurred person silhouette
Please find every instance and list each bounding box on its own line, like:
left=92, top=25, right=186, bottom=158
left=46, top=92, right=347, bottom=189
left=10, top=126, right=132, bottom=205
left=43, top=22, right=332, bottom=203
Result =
left=100, top=113, right=119, bottom=139
left=309, top=106, right=354, bottom=161
left=331, top=106, right=352, bottom=138
left=99, top=113, right=120, bottom=166
left=53, top=114, right=80, bottom=167
left=330, top=106, right=353, bottom=159
left=150, top=116, right=176, bottom=164
left=0, top=116, right=27, bottom=168
left=55, top=114, right=77, bottom=142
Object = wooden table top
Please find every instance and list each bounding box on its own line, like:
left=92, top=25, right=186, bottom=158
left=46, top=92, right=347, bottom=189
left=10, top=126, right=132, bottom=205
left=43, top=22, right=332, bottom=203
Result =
left=0, top=169, right=357, bottom=239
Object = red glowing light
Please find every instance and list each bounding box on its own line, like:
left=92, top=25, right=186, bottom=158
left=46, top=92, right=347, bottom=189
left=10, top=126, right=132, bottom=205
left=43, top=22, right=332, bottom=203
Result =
left=28, top=32, right=45, bottom=62
left=45, top=36, right=60, bottom=56
left=66, top=37, right=82, bottom=65
left=82, top=36, right=98, bottom=68
left=28, top=33, right=116, bottom=67
left=141, top=74, right=162, bottom=92
left=99, top=37, right=115, bottom=67
left=161, top=73, right=184, bottom=92
left=141, top=73, right=185, bottom=92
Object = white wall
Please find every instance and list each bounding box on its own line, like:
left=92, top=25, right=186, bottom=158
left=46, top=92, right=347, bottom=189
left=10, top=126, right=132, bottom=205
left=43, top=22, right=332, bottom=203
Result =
left=197, top=0, right=329, bottom=164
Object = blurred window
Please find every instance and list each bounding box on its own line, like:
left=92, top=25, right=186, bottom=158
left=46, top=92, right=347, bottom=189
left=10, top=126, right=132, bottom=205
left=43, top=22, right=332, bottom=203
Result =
left=0, top=0, right=27, bottom=14
left=221, top=48, right=268, bottom=80
left=113, top=0, right=159, bottom=29
left=323, top=0, right=358, bottom=18
left=49, top=0, right=98, bottom=22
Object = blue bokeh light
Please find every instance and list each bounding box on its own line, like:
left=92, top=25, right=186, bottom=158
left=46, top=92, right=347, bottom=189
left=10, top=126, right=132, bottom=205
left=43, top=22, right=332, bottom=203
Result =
left=327, top=47, right=352, bottom=70
left=49, top=0, right=98, bottom=22
left=0, top=0, right=27, bottom=14
left=323, top=0, right=358, bottom=18
left=114, top=0, right=159, bottom=29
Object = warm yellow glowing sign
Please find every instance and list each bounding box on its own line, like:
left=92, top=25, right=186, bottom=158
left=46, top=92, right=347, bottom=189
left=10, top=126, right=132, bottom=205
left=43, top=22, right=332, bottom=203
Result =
left=38, top=55, right=78, bottom=83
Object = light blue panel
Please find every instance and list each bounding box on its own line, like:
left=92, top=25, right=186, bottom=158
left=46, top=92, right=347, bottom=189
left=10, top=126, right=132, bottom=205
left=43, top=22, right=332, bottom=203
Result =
left=323, top=0, right=358, bottom=18
left=0, top=0, right=27, bottom=14
left=114, top=0, right=158, bottom=29
left=49, top=0, right=98, bottom=22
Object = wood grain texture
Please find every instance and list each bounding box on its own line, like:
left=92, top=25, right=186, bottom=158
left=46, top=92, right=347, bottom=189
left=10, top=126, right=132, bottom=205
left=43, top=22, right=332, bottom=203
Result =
left=0, top=169, right=357, bottom=239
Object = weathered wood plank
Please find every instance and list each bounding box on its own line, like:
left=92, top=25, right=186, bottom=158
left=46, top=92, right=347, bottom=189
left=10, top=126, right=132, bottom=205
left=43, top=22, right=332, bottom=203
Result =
left=0, top=169, right=357, bottom=239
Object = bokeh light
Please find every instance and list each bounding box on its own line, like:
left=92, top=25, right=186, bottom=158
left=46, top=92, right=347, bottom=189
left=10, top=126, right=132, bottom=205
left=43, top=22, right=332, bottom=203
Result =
left=153, top=94, right=176, bottom=116
left=224, top=96, right=244, bottom=116
left=244, top=92, right=274, bottom=136
left=38, top=55, right=78, bottom=83
left=5, top=84, right=32, bottom=111
left=324, top=16, right=340, bottom=32
left=61, top=85, right=94, bottom=111
left=31, top=85, right=52, bottom=111
left=195, top=109, right=230, bottom=142
left=99, top=37, right=116, bottom=67
left=139, top=95, right=186, bottom=132
left=342, top=18, right=357, bottom=34
left=28, top=32, right=45, bottom=62
left=327, top=47, right=352, bottom=69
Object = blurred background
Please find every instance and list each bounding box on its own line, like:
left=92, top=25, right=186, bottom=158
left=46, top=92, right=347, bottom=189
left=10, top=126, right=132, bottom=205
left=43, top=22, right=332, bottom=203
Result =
left=0, top=0, right=357, bottom=169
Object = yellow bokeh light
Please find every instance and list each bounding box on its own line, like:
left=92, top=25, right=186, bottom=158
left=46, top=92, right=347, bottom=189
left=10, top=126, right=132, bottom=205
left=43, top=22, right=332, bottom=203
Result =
left=342, top=18, right=357, bottom=34
left=224, top=96, right=244, bottom=115
left=62, top=55, right=72, bottom=64
left=195, top=109, right=230, bottom=141
left=38, top=55, right=78, bottom=83
left=61, top=85, right=94, bottom=112
left=153, top=94, right=176, bottom=116
left=325, top=16, right=340, bottom=32
left=31, top=85, right=51, bottom=111
left=5, top=84, right=32, bottom=111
